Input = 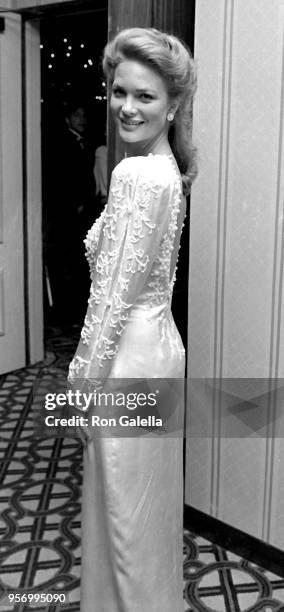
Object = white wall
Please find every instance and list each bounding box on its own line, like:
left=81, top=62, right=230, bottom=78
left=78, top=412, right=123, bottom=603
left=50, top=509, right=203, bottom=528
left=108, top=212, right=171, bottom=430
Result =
left=0, top=13, right=26, bottom=373
left=0, top=12, right=44, bottom=370
left=186, top=0, right=284, bottom=546
left=25, top=20, right=44, bottom=363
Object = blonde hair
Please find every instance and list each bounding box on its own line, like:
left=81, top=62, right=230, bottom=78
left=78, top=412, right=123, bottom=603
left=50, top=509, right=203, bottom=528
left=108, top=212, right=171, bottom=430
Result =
left=103, top=27, right=197, bottom=195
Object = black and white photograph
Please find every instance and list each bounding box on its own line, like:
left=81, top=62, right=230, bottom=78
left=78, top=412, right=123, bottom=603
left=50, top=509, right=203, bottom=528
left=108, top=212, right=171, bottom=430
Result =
left=0, top=1, right=284, bottom=611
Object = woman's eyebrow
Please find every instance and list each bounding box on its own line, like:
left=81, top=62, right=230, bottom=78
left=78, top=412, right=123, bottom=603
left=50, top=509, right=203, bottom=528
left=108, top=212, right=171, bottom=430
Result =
left=135, top=87, right=156, bottom=94
left=112, top=82, right=157, bottom=95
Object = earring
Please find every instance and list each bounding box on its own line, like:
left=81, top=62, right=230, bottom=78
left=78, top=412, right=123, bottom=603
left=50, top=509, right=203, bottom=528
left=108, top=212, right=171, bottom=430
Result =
left=167, top=112, right=175, bottom=122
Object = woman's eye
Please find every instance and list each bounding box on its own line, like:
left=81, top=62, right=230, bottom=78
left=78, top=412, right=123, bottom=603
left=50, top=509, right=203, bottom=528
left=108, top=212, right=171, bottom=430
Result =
left=112, top=87, right=124, bottom=97
left=140, top=93, right=153, bottom=101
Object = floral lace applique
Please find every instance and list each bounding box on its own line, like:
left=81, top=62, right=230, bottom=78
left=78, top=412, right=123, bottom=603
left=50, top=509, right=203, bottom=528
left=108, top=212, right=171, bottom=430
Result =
left=69, top=155, right=184, bottom=379
left=109, top=290, right=133, bottom=335
left=68, top=355, right=90, bottom=380
left=84, top=209, right=106, bottom=276
left=97, top=336, right=119, bottom=368
left=80, top=313, right=102, bottom=346
left=142, top=162, right=182, bottom=306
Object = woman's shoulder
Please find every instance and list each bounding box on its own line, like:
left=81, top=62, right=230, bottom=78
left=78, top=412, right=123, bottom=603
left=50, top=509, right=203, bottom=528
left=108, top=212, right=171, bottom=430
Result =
left=112, top=154, right=176, bottom=187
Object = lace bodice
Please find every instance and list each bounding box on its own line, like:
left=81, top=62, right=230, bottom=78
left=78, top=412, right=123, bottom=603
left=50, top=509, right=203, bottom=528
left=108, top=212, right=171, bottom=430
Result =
left=68, top=154, right=186, bottom=380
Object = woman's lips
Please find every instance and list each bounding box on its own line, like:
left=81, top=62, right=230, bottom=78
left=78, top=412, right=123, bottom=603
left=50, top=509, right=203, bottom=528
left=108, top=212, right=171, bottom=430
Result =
left=120, top=118, right=144, bottom=128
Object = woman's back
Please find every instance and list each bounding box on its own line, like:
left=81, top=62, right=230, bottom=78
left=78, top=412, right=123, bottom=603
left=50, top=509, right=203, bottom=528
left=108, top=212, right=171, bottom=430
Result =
left=69, top=154, right=186, bottom=380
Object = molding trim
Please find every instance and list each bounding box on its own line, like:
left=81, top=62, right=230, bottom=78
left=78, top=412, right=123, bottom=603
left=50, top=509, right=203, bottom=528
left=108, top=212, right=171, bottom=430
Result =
left=21, top=16, right=29, bottom=366
left=0, top=28, right=3, bottom=244
left=0, top=267, right=4, bottom=335
left=263, top=13, right=284, bottom=543
left=210, top=0, right=235, bottom=518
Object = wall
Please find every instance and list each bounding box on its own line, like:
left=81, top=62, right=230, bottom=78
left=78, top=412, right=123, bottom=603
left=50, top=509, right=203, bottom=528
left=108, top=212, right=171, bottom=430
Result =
left=0, top=13, right=26, bottom=373
left=0, top=7, right=47, bottom=370
left=25, top=20, right=44, bottom=363
left=185, top=0, right=284, bottom=546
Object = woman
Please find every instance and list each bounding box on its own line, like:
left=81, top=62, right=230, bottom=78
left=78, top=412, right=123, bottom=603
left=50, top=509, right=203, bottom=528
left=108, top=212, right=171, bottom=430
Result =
left=68, top=27, right=197, bottom=612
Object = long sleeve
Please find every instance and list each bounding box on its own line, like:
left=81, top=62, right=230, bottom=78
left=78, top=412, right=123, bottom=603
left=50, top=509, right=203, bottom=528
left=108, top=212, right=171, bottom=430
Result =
left=68, top=156, right=174, bottom=382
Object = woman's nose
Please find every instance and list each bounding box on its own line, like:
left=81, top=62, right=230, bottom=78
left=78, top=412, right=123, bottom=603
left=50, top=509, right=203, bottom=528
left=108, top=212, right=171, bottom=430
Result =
left=121, top=96, right=136, bottom=115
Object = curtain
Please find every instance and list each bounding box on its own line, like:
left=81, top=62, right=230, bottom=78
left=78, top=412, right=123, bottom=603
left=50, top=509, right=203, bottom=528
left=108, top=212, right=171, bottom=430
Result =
left=108, top=0, right=194, bottom=38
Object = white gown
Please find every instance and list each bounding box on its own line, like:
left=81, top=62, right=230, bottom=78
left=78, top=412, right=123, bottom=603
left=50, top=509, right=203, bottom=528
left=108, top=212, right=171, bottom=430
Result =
left=68, top=153, right=186, bottom=611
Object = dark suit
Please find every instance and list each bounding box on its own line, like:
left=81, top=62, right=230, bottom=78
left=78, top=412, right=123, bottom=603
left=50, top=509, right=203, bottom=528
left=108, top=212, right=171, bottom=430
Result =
left=44, top=127, right=96, bottom=328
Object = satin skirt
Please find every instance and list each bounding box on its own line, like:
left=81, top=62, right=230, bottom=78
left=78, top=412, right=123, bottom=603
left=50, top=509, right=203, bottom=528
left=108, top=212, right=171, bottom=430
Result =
left=80, top=303, right=185, bottom=611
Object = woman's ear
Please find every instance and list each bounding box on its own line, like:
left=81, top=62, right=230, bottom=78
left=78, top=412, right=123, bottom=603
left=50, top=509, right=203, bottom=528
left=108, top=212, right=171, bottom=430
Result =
left=168, top=98, right=180, bottom=119
left=167, top=104, right=179, bottom=123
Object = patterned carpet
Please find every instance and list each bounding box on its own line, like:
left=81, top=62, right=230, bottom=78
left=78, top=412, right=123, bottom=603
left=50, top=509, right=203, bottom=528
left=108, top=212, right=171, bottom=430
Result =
left=0, top=327, right=283, bottom=612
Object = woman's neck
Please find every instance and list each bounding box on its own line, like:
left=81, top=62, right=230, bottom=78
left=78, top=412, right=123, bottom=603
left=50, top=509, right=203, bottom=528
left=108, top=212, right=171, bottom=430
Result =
left=123, top=132, right=172, bottom=158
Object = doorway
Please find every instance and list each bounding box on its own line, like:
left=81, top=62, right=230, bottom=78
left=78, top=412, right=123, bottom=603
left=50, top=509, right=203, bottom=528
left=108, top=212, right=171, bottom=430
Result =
left=40, top=6, right=108, bottom=335
left=9, top=0, right=194, bottom=373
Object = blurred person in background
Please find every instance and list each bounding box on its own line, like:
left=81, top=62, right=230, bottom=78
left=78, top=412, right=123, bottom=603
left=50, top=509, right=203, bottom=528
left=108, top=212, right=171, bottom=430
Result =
left=43, top=99, right=96, bottom=331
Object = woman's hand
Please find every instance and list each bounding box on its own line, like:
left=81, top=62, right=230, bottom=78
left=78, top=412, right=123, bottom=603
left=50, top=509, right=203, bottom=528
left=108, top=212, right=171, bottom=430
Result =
left=65, top=378, right=104, bottom=447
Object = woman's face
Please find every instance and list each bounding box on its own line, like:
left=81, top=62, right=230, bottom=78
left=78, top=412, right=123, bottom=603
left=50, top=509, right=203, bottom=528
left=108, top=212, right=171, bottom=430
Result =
left=110, top=59, right=171, bottom=153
